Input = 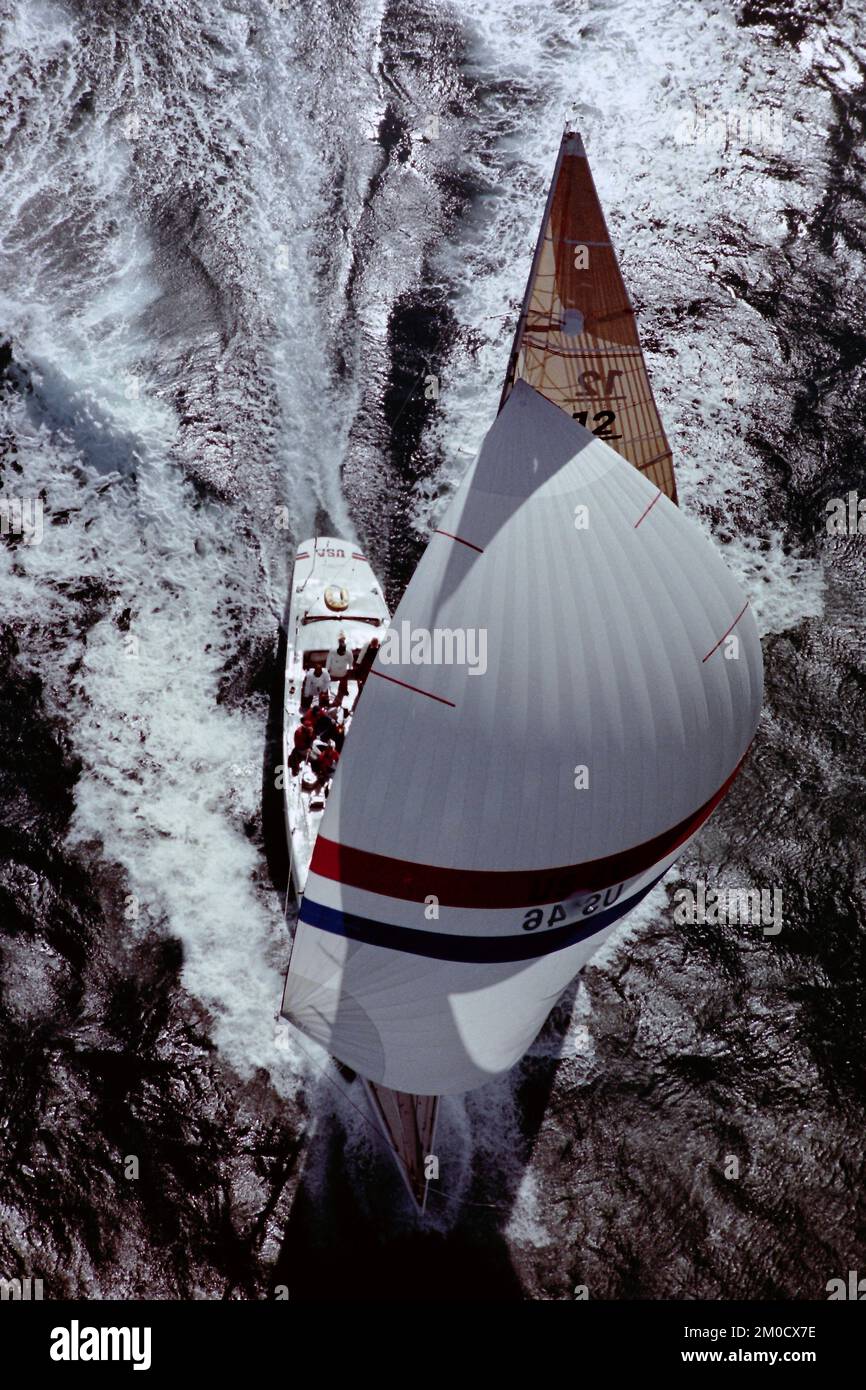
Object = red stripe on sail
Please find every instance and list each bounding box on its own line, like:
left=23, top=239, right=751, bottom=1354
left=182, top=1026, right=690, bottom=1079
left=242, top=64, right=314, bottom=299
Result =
left=370, top=669, right=456, bottom=707
left=433, top=529, right=484, bottom=554
left=310, top=752, right=751, bottom=907
left=634, top=491, right=661, bottom=529
left=702, top=603, right=749, bottom=663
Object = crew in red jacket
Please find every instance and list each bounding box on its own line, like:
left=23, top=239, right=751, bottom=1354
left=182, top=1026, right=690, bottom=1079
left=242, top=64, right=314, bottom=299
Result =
left=289, top=721, right=313, bottom=776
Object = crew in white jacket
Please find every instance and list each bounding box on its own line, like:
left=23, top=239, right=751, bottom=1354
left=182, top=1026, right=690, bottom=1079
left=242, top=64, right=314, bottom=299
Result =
left=326, top=632, right=353, bottom=703
left=301, top=661, right=331, bottom=710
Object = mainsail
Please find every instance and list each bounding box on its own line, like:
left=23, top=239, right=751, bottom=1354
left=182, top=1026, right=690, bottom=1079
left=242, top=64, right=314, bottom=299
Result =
left=500, top=129, right=677, bottom=503
left=281, top=380, right=763, bottom=1097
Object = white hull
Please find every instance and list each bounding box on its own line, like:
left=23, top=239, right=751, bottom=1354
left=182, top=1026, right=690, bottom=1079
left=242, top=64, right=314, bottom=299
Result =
left=282, top=536, right=388, bottom=894
left=282, top=537, right=441, bottom=1207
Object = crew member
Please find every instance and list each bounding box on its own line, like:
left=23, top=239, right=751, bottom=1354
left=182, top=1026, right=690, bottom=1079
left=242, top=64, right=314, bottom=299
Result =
left=314, top=692, right=338, bottom=743
left=311, top=736, right=339, bottom=790
left=326, top=632, right=353, bottom=704
left=288, top=721, right=313, bottom=776
left=301, top=661, right=330, bottom=710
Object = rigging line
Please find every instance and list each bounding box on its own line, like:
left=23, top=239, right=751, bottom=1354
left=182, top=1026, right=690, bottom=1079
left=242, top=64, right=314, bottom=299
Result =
left=297, top=533, right=318, bottom=593
left=287, top=1036, right=501, bottom=1213
left=286, top=1023, right=523, bottom=1213
left=289, top=1031, right=435, bottom=1211
left=289, top=1031, right=396, bottom=1145
left=389, top=363, right=433, bottom=433
left=425, top=1186, right=508, bottom=1212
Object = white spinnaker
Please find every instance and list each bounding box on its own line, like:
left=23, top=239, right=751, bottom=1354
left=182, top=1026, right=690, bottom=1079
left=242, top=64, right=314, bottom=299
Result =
left=282, top=381, right=763, bottom=1094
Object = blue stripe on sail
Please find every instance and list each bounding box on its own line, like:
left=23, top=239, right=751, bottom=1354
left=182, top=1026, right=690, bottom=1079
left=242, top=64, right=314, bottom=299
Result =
left=297, top=872, right=666, bottom=964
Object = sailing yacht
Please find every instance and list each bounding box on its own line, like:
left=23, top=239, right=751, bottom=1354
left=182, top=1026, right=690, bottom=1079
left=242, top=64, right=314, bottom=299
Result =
left=282, top=539, right=388, bottom=890
left=280, top=128, right=763, bottom=1206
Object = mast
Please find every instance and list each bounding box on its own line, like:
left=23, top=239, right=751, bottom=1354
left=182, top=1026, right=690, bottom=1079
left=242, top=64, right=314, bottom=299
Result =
left=501, top=128, right=677, bottom=503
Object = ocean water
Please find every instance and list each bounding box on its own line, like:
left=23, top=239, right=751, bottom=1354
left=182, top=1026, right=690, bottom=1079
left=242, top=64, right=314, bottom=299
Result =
left=0, top=0, right=863, bottom=1300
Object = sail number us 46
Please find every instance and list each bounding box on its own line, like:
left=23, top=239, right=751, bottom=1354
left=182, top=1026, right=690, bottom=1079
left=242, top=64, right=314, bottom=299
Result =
left=522, top=882, right=623, bottom=930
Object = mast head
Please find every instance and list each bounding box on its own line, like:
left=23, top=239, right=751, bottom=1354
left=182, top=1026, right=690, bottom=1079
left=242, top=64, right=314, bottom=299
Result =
left=562, top=126, right=587, bottom=156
